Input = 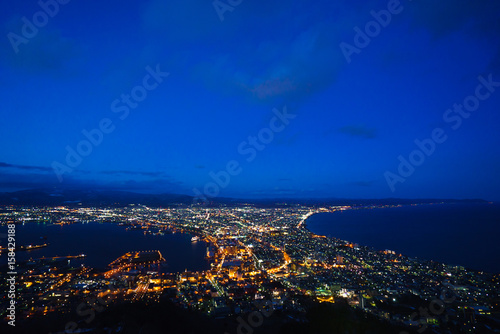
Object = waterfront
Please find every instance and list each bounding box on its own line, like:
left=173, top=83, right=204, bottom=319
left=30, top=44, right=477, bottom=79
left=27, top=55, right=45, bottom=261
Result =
left=1, top=204, right=499, bottom=334
left=0, top=222, right=210, bottom=272
left=306, top=202, right=500, bottom=273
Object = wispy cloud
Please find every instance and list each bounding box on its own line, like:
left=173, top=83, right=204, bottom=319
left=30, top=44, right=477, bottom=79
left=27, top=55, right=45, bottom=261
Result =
left=0, top=161, right=52, bottom=172
left=0, top=170, right=185, bottom=194
left=338, top=125, right=377, bottom=139
left=1, top=18, right=80, bottom=75
left=0, top=163, right=169, bottom=179
left=409, top=0, right=500, bottom=40
left=0, top=162, right=184, bottom=194
left=348, top=180, right=376, bottom=187
left=100, top=170, right=168, bottom=177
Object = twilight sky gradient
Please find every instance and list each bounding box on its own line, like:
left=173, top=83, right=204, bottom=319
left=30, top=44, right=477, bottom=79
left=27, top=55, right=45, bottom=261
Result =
left=1, top=0, right=499, bottom=200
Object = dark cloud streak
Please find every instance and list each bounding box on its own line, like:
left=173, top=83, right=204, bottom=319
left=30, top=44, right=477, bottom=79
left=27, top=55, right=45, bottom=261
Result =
left=0, top=161, right=52, bottom=172
left=338, top=125, right=377, bottom=139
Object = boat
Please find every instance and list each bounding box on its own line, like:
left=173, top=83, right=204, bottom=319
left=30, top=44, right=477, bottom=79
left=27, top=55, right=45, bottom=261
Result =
left=191, top=236, right=200, bottom=242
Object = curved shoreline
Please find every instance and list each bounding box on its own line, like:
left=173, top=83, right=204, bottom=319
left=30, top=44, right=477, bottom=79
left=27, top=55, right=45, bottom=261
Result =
left=300, top=203, right=500, bottom=274
left=302, top=211, right=333, bottom=235
left=302, top=207, right=363, bottom=237
left=302, top=203, right=440, bottom=236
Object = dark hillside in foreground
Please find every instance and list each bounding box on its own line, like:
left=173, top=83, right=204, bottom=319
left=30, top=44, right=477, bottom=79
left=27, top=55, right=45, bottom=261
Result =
left=1, top=299, right=422, bottom=334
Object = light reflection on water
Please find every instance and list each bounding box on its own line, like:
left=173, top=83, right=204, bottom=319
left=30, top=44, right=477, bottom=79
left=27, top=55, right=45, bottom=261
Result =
left=1, top=222, right=210, bottom=272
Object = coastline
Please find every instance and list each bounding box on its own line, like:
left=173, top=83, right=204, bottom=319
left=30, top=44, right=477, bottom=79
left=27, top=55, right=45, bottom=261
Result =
left=0, top=222, right=211, bottom=273
left=302, top=202, right=500, bottom=274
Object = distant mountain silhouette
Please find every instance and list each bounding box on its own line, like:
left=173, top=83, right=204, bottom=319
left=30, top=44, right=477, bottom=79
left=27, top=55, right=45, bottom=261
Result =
left=0, top=189, right=193, bottom=206
left=0, top=188, right=487, bottom=207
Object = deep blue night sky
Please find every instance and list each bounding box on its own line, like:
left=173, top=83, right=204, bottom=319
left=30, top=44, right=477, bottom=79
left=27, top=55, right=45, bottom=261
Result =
left=1, top=0, right=499, bottom=200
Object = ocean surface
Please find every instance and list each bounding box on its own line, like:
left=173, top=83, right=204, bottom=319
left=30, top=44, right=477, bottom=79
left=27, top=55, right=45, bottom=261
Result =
left=306, top=203, right=500, bottom=274
left=1, top=222, right=210, bottom=272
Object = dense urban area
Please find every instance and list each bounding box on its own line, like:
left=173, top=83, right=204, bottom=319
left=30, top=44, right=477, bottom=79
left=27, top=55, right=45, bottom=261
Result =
left=1, top=204, right=499, bottom=333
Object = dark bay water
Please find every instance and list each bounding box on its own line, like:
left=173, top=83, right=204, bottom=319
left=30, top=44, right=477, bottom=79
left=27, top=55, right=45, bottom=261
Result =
left=1, top=222, right=210, bottom=272
left=306, top=203, right=500, bottom=273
